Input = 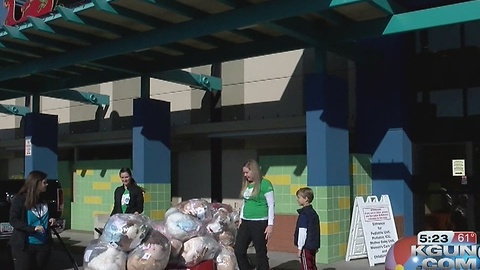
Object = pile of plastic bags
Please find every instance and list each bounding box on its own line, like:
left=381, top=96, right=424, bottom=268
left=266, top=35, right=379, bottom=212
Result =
left=83, top=198, right=239, bottom=270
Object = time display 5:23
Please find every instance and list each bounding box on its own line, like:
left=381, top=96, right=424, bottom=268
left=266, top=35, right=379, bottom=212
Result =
left=419, top=234, right=448, bottom=243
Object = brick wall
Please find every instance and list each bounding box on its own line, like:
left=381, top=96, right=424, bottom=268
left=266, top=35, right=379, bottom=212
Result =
left=268, top=214, right=297, bottom=253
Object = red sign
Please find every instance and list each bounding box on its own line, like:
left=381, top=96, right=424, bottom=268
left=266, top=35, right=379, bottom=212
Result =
left=1, top=1, right=86, bottom=26
left=3, top=0, right=57, bottom=26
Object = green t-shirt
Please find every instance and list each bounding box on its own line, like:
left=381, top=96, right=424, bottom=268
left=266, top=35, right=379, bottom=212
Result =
left=121, top=188, right=130, bottom=214
left=242, top=179, right=274, bottom=220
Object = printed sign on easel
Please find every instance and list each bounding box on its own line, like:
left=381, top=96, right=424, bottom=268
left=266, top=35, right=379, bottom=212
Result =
left=345, top=195, right=398, bottom=267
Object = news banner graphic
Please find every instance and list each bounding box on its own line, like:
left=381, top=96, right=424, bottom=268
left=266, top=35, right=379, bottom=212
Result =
left=386, top=231, right=480, bottom=269
left=412, top=231, right=478, bottom=270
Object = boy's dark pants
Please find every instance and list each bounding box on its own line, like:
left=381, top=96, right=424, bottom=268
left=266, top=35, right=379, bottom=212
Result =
left=299, top=249, right=317, bottom=270
left=235, top=219, right=270, bottom=270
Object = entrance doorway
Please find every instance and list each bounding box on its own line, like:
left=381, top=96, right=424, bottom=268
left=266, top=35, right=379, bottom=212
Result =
left=412, top=142, right=480, bottom=233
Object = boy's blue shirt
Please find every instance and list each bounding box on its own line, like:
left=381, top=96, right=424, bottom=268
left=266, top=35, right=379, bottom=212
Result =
left=294, top=205, right=320, bottom=251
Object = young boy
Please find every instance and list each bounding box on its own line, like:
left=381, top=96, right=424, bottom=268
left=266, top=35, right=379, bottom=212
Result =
left=294, top=187, right=320, bottom=270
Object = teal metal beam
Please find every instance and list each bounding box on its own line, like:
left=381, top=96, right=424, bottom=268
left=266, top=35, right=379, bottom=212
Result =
left=151, top=70, right=222, bottom=92
left=329, top=0, right=364, bottom=8
left=43, top=90, right=110, bottom=106
left=368, top=0, right=395, bottom=14
left=3, top=26, right=29, bottom=41
left=327, top=0, right=480, bottom=43
left=383, top=1, right=480, bottom=35
left=0, top=0, right=347, bottom=82
left=0, top=104, right=30, bottom=116
left=57, top=6, right=85, bottom=24
left=28, top=17, right=55, bottom=33
left=92, top=0, right=117, bottom=14
left=27, top=17, right=96, bottom=46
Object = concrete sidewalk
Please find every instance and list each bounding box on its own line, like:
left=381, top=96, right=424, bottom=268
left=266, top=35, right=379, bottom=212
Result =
left=56, top=230, right=384, bottom=270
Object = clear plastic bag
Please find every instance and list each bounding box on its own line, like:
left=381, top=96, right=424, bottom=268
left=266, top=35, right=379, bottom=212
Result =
left=83, top=239, right=127, bottom=270
left=180, top=236, right=221, bottom=267
left=127, top=230, right=171, bottom=270
left=100, top=213, right=151, bottom=252
left=216, top=245, right=238, bottom=270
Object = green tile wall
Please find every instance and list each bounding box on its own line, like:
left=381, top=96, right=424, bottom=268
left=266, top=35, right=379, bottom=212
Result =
left=350, top=154, right=373, bottom=199
left=259, top=155, right=307, bottom=214
left=71, top=159, right=172, bottom=231
left=71, top=159, right=131, bottom=231
left=313, top=186, right=351, bottom=263
left=259, top=155, right=352, bottom=264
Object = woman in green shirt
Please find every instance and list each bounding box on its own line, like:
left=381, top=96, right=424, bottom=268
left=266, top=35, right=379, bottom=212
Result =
left=234, top=159, right=275, bottom=270
left=110, top=168, right=144, bottom=216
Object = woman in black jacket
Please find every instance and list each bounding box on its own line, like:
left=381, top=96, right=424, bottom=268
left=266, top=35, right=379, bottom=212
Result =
left=9, top=170, right=56, bottom=270
left=110, top=168, right=145, bottom=216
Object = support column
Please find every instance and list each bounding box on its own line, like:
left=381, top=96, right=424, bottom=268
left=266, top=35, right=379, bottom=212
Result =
left=24, top=113, right=58, bottom=179
left=133, top=97, right=171, bottom=220
left=210, top=63, right=222, bottom=203
left=356, top=34, right=414, bottom=237
left=305, top=48, right=350, bottom=263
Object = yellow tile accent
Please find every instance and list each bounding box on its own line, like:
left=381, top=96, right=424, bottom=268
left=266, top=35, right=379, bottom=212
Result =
left=320, top=221, right=340, bottom=235
left=357, top=185, right=367, bottom=195
left=339, top=243, right=347, bottom=256
left=351, top=164, right=357, bottom=174
left=92, top=211, right=109, bottom=218
left=84, top=196, right=102, bottom=204
left=320, top=222, right=329, bottom=234
left=338, top=197, right=350, bottom=209
left=150, top=210, right=165, bottom=221
left=144, top=193, right=152, bottom=203
left=111, top=175, right=120, bottom=183
left=267, top=175, right=291, bottom=185
left=290, top=184, right=303, bottom=195
left=331, top=221, right=339, bottom=234
left=93, top=182, right=111, bottom=190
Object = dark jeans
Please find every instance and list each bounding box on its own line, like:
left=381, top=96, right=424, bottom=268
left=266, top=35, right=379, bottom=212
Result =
left=234, top=219, right=269, bottom=270
left=11, top=244, right=52, bottom=270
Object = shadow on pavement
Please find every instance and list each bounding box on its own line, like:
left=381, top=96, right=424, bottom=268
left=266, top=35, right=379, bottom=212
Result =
left=271, top=260, right=300, bottom=270
left=48, top=237, right=84, bottom=270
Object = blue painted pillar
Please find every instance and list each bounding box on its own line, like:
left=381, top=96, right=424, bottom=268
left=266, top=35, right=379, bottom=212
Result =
left=132, top=98, right=171, bottom=184
left=24, top=113, right=58, bottom=179
left=306, top=73, right=349, bottom=186
left=356, top=35, right=414, bottom=236
left=305, top=47, right=350, bottom=263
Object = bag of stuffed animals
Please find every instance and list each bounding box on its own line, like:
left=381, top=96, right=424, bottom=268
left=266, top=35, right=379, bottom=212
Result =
left=179, top=236, right=221, bottom=267
left=175, top=198, right=213, bottom=222
left=127, top=229, right=172, bottom=270
left=164, top=210, right=205, bottom=242
left=100, top=213, right=152, bottom=252
left=151, top=221, right=183, bottom=259
left=216, top=245, right=237, bottom=270
left=205, top=203, right=238, bottom=247
left=83, top=239, right=128, bottom=270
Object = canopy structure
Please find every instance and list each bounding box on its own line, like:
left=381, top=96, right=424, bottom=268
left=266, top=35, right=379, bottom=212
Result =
left=0, top=0, right=479, bottom=101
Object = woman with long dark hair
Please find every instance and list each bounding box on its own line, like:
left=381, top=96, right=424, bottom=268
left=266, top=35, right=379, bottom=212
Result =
left=110, top=167, right=145, bottom=215
left=9, top=170, right=56, bottom=270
